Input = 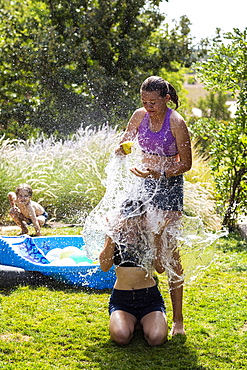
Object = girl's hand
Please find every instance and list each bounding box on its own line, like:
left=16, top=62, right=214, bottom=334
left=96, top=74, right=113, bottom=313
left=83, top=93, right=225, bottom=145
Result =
left=130, top=167, right=162, bottom=179
left=115, top=146, right=126, bottom=156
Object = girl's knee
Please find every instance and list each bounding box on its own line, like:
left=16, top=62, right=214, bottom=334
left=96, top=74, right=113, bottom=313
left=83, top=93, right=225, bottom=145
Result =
left=144, top=330, right=167, bottom=347
left=143, top=320, right=168, bottom=346
left=110, top=327, right=133, bottom=345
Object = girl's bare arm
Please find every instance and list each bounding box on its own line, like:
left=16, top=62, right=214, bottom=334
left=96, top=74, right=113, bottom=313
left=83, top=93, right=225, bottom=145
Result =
left=167, top=111, right=192, bottom=177
left=99, top=235, right=115, bottom=272
left=115, top=108, right=145, bottom=155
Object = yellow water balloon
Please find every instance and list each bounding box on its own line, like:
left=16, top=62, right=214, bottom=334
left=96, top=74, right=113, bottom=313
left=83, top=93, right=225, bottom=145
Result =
left=121, top=141, right=134, bottom=154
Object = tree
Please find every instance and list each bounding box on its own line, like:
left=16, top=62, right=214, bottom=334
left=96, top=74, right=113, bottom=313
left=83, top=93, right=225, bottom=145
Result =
left=0, top=0, right=193, bottom=136
left=193, top=28, right=247, bottom=230
left=158, top=15, right=194, bottom=70
left=197, top=91, right=231, bottom=120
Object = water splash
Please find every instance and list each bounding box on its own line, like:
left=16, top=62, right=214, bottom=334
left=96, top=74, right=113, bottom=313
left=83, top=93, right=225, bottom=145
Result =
left=82, top=141, right=227, bottom=284
left=1, top=127, right=227, bottom=283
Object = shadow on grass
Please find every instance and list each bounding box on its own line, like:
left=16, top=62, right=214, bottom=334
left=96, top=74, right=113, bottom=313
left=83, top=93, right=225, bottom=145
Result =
left=216, top=232, right=247, bottom=253
left=83, top=332, right=206, bottom=370
left=0, top=269, right=113, bottom=296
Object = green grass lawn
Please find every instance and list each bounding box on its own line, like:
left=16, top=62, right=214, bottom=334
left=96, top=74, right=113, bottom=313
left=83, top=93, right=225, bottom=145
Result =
left=0, top=228, right=246, bottom=369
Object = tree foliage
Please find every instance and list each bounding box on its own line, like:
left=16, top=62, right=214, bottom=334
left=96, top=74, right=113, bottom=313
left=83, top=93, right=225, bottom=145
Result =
left=194, top=28, right=247, bottom=230
left=197, top=91, right=231, bottom=120
left=0, top=0, right=193, bottom=136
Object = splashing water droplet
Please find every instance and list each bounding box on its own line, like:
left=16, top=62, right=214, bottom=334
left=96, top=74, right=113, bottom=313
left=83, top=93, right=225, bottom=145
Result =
left=82, top=142, right=227, bottom=284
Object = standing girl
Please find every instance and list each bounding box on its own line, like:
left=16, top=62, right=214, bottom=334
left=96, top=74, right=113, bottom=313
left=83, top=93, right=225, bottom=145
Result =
left=115, top=76, right=192, bottom=336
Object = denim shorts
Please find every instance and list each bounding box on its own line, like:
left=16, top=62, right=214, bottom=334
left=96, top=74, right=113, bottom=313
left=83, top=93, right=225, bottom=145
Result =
left=109, top=285, right=166, bottom=321
left=144, top=174, right=183, bottom=211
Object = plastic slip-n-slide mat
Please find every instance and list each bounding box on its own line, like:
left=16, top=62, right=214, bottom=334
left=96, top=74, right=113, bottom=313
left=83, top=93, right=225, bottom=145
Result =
left=0, top=235, right=115, bottom=289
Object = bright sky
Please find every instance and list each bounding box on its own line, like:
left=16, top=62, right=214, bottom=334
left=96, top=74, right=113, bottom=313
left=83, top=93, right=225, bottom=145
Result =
left=160, top=0, right=246, bottom=43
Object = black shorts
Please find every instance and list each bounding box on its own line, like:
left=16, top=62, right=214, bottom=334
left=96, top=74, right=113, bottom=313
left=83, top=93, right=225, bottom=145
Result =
left=144, top=174, right=183, bottom=212
left=26, top=211, right=48, bottom=225
left=109, top=285, right=166, bottom=321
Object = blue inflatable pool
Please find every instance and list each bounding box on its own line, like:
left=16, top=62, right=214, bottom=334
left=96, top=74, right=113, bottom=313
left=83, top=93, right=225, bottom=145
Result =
left=0, top=235, right=115, bottom=289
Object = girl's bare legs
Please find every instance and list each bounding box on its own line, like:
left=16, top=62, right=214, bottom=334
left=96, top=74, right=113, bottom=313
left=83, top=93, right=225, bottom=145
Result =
left=110, top=310, right=168, bottom=346
left=109, top=311, right=137, bottom=345
left=169, top=248, right=185, bottom=335
left=165, top=211, right=186, bottom=336
left=141, top=311, right=168, bottom=346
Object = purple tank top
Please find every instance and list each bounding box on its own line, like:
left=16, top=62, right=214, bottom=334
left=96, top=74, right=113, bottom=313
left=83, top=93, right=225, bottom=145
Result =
left=138, top=108, right=178, bottom=157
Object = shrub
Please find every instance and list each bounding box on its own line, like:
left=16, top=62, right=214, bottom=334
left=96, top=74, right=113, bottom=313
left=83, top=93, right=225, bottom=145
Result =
left=0, top=127, right=220, bottom=229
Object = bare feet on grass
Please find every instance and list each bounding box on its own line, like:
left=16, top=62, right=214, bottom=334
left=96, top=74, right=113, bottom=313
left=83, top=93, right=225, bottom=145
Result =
left=170, top=321, right=186, bottom=336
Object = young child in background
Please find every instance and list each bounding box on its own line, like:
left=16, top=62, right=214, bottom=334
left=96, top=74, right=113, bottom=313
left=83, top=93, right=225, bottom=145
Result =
left=8, top=184, right=48, bottom=236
